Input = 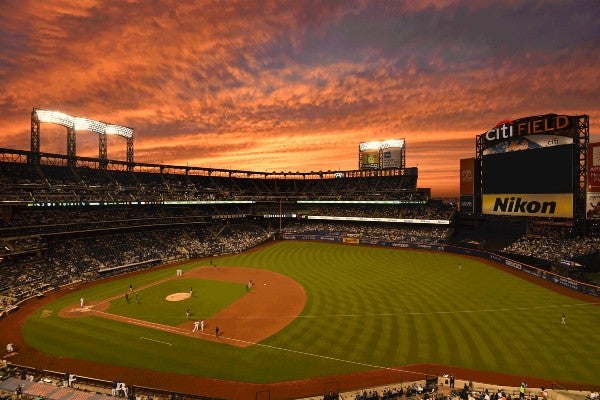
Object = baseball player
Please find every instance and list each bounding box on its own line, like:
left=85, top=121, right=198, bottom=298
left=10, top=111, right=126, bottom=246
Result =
left=193, top=320, right=200, bottom=332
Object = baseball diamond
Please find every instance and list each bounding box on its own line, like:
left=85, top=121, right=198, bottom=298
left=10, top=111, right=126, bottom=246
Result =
left=2, top=241, right=599, bottom=400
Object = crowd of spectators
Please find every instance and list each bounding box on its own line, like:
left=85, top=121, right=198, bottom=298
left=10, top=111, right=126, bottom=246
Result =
left=353, top=383, right=430, bottom=400
left=501, top=225, right=600, bottom=264
left=0, top=202, right=454, bottom=241
left=283, top=221, right=452, bottom=244
left=291, top=202, right=455, bottom=221
left=0, top=160, right=423, bottom=203
left=0, top=223, right=276, bottom=305
left=0, top=205, right=216, bottom=238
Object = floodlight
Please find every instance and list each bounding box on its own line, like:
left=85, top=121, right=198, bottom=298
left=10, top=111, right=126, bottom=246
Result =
left=359, top=139, right=404, bottom=151
left=34, top=108, right=133, bottom=138
left=35, top=109, right=74, bottom=128
left=379, top=139, right=405, bottom=149
left=359, top=141, right=382, bottom=151
left=74, top=117, right=106, bottom=134
left=106, top=124, right=134, bottom=138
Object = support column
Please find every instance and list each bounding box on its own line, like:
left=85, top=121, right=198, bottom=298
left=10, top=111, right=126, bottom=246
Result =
left=67, top=126, right=76, bottom=167
left=99, top=132, right=108, bottom=168
left=30, top=109, right=41, bottom=165
left=126, top=137, right=134, bottom=170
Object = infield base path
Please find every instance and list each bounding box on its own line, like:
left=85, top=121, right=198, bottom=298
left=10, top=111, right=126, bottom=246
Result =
left=59, top=266, right=307, bottom=347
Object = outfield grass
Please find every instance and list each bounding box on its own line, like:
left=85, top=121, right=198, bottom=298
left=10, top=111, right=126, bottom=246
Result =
left=23, top=241, right=600, bottom=384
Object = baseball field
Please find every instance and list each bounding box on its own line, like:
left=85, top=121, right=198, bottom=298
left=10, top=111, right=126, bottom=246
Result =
left=8, top=241, right=600, bottom=397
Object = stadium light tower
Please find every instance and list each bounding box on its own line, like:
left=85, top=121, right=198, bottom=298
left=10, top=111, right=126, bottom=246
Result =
left=30, top=108, right=134, bottom=168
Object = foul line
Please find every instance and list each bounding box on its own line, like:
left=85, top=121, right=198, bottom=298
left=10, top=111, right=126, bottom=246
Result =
left=88, top=303, right=598, bottom=382
left=202, top=302, right=599, bottom=380
left=140, top=337, right=172, bottom=347
left=119, top=302, right=600, bottom=321
left=208, top=328, right=432, bottom=379
left=293, top=302, right=600, bottom=318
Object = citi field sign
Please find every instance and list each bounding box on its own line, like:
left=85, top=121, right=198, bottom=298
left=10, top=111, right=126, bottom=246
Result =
left=482, top=114, right=574, bottom=146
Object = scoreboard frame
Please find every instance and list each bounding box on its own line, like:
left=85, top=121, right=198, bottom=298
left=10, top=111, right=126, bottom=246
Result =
left=472, top=114, right=589, bottom=221
left=358, top=139, right=405, bottom=170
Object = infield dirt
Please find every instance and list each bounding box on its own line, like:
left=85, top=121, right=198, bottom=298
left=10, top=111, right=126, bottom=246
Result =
left=58, top=266, right=307, bottom=347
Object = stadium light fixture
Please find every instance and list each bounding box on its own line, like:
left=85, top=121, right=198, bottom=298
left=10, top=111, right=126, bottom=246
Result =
left=34, top=108, right=133, bottom=138
left=106, top=124, right=134, bottom=138
left=35, top=109, right=75, bottom=129
left=359, top=139, right=405, bottom=151
left=74, top=117, right=106, bottom=134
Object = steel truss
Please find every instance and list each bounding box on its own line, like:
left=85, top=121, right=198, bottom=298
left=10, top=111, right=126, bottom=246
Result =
left=29, top=108, right=134, bottom=168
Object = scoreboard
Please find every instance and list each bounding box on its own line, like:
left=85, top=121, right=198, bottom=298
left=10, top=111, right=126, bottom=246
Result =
left=469, top=114, right=589, bottom=219
left=358, top=139, right=405, bottom=170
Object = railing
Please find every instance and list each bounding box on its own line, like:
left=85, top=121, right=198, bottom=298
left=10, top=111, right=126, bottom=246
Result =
left=4, top=364, right=226, bottom=400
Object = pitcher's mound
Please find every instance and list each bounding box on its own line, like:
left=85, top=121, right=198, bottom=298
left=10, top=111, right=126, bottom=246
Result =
left=166, top=293, right=191, bottom=301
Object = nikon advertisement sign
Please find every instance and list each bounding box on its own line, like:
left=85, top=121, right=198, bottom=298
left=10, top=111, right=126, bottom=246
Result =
left=482, top=193, right=573, bottom=218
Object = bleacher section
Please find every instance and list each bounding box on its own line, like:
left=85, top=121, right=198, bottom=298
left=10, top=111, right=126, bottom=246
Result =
left=0, top=160, right=421, bottom=203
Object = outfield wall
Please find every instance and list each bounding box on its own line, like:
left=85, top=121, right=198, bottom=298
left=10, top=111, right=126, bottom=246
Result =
left=280, top=234, right=600, bottom=299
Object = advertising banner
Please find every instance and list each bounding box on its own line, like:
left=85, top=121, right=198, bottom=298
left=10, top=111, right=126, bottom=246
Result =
left=460, top=158, right=475, bottom=195
left=361, top=149, right=379, bottom=169
left=588, top=142, right=600, bottom=192
left=483, top=134, right=573, bottom=155
left=482, top=193, right=573, bottom=218
left=382, top=147, right=402, bottom=169
left=459, top=195, right=474, bottom=213
left=587, top=192, right=600, bottom=219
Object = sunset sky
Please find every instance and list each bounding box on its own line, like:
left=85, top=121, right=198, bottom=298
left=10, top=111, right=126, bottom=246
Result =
left=0, top=0, right=598, bottom=197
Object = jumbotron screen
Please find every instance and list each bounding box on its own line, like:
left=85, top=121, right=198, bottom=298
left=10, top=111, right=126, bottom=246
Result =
left=482, top=144, right=574, bottom=194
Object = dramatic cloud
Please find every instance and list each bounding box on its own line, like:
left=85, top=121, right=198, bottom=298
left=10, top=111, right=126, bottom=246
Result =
left=0, top=0, right=598, bottom=196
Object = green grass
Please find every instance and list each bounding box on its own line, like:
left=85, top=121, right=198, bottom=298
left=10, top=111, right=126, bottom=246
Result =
left=22, top=241, right=600, bottom=384
left=108, top=278, right=246, bottom=326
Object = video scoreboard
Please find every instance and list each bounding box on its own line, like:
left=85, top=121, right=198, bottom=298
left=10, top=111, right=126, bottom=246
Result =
left=461, top=114, right=591, bottom=219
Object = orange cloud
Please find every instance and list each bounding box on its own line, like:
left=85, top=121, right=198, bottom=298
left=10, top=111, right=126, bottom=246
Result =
left=0, top=1, right=598, bottom=197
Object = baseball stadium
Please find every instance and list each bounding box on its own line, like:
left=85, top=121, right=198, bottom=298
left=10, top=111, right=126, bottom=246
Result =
left=0, top=110, right=599, bottom=400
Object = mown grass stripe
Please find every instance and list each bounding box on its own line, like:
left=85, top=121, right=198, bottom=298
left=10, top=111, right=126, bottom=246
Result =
left=21, top=241, right=600, bottom=385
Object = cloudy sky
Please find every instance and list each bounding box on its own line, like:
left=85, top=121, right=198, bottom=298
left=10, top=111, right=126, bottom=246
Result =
left=0, top=0, right=598, bottom=197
